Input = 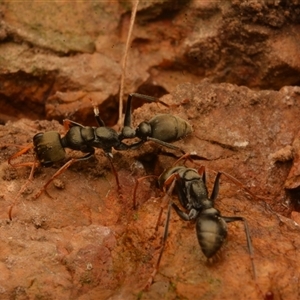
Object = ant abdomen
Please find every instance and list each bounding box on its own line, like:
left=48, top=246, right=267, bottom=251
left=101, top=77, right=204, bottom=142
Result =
left=137, top=114, right=192, bottom=143
left=196, top=208, right=227, bottom=258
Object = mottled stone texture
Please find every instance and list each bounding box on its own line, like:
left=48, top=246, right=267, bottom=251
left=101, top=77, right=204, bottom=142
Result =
left=1, top=1, right=300, bottom=299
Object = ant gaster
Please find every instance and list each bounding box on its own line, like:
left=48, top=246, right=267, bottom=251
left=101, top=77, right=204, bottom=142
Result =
left=9, top=93, right=192, bottom=197
left=133, top=154, right=256, bottom=288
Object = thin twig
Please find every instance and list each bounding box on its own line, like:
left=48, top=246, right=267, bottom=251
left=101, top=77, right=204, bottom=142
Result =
left=118, top=0, right=139, bottom=127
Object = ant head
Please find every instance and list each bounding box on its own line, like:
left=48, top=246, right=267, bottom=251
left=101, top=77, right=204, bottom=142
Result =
left=33, top=132, right=66, bottom=167
left=136, top=122, right=152, bottom=140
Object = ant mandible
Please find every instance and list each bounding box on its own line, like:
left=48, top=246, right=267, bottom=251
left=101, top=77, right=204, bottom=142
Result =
left=133, top=154, right=256, bottom=289
left=9, top=93, right=192, bottom=198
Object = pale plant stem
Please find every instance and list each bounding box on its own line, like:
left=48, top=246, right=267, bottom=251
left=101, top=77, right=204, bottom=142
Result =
left=118, top=0, right=139, bottom=127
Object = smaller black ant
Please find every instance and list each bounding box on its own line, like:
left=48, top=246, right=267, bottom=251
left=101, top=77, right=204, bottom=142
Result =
left=9, top=93, right=192, bottom=198
left=133, top=154, right=256, bottom=288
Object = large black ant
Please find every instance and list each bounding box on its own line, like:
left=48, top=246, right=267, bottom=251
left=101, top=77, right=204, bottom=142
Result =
left=133, top=154, right=256, bottom=288
left=8, top=93, right=192, bottom=198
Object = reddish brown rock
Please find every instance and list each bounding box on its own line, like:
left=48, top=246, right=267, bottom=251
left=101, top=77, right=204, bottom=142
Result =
left=1, top=82, right=300, bottom=298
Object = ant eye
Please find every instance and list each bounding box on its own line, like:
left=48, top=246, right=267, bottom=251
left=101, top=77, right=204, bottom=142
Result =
left=33, top=133, right=44, bottom=144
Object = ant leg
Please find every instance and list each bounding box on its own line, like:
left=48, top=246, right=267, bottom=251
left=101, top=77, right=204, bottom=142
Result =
left=119, top=136, right=181, bottom=152
left=123, top=137, right=181, bottom=151
left=8, top=144, right=35, bottom=167
left=105, top=153, right=121, bottom=191
left=196, top=165, right=206, bottom=185
left=172, top=152, right=209, bottom=167
left=171, top=202, right=191, bottom=221
left=172, top=201, right=200, bottom=222
left=63, top=119, right=85, bottom=131
left=155, top=173, right=178, bottom=230
left=9, top=157, right=38, bottom=220
left=34, top=152, right=93, bottom=198
left=172, top=152, right=194, bottom=166
left=219, top=171, right=257, bottom=200
left=116, top=140, right=145, bottom=150
left=120, top=94, right=139, bottom=139
left=124, top=93, right=168, bottom=128
left=123, top=94, right=134, bottom=129
left=146, top=137, right=183, bottom=152
left=145, top=199, right=173, bottom=290
left=121, top=93, right=169, bottom=140
left=210, top=171, right=221, bottom=202
left=210, top=171, right=257, bottom=202
left=132, top=175, right=158, bottom=209
left=34, top=158, right=77, bottom=198
left=223, top=216, right=256, bottom=280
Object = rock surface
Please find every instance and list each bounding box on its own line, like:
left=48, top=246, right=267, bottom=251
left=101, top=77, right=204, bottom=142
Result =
left=1, top=82, right=300, bottom=299
left=1, top=1, right=300, bottom=299
left=0, top=1, right=300, bottom=124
